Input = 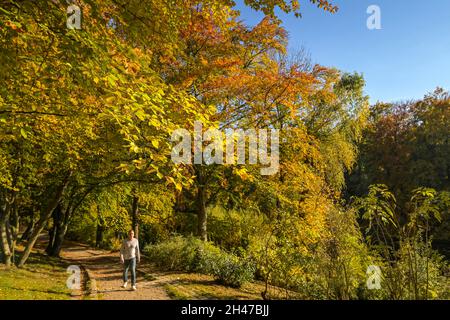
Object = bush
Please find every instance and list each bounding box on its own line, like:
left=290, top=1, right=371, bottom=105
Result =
left=144, top=236, right=255, bottom=287
left=144, top=236, right=214, bottom=272
left=212, top=254, right=256, bottom=288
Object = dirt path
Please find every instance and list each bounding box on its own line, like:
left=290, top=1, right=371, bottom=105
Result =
left=60, top=243, right=170, bottom=300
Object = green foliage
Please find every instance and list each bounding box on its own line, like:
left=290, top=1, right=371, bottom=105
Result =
left=383, top=239, right=450, bottom=300
left=67, top=188, right=132, bottom=247
left=211, top=254, right=256, bottom=288
left=311, top=208, right=372, bottom=300
left=356, top=185, right=450, bottom=300
left=247, top=205, right=373, bottom=299
left=66, top=210, right=98, bottom=245
left=208, top=206, right=265, bottom=252
left=144, top=236, right=213, bottom=272
left=144, top=236, right=255, bottom=287
left=137, top=185, right=176, bottom=244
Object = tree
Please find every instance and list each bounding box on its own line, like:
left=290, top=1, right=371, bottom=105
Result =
left=346, top=89, right=450, bottom=250
left=0, top=0, right=209, bottom=266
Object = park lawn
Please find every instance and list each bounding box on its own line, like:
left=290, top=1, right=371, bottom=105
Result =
left=0, top=252, right=72, bottom=300
left=160, top=273, right=298, bottom=300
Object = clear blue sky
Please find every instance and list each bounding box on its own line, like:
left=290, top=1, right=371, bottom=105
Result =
left=235, top=0, right=450, bottom=104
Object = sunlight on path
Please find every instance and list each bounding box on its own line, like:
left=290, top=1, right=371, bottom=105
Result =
left=61, top=243, right=170, bottom=300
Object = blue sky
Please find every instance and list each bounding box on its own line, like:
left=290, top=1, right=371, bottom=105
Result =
left=235, top=0, right=450, bottom=104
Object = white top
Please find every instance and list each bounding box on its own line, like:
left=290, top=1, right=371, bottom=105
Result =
left=120, top=238, right=140, bottom=261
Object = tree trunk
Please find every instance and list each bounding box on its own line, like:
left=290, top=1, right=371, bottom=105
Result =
left=48, top=185, right=93, bottom=257
left=131, top=196, right=139, bottom=239
left=195, top=166, right=208, bottom=242
left=0, top=212, right=12, bottom=266
left=45, top=207, right=58, bottom=255
left=48, top=222, right=68, bottom=257
left=96, top=222, right=104, bottom=248
left=9, top=203, right=19, bottom=264
left=0, top=191, right=15, bottom=266
left=95, top=204, right=105, bottom=248
left=18, top=174, right=71, bottom=267
left=46, top=204, right=69, bottom=257
left=196, top=185, right=207, bottom=241
left=21, top=210, right=36, bottom=242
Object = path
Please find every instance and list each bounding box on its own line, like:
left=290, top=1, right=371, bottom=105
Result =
left=60, top=242, right=170, bottom=300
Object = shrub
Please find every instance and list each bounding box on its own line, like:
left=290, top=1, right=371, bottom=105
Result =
left=212, top=254, right=256, bottom=288
left=144, top=236, right=225, bottom=272
left=144, top=236, right=194, bottom=271
left=144, top=236, right=255, bottom=287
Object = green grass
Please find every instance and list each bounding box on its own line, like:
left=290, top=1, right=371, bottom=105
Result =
left=164, top=283, right=191, bottom=300
left=0, top=252, right=72, bottom=300
left=143, top=273, right=158, bottom=281
left=161, top=273, right=268, bottom=300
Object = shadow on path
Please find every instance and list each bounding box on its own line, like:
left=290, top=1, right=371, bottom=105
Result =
left=60, top=241, right=170, bottom=300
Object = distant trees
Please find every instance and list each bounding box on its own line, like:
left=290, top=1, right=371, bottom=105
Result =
left=347, top=89, right=449, bottom=205
left=346, top=89, right=450, bottom=254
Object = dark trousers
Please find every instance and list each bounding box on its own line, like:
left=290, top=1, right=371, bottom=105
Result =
left=123, top=258, right=136, bottom=286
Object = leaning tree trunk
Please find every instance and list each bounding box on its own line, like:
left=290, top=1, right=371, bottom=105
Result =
left=19, top=174, right=71, bottom=267
left=48, top=221, right=69, bottom=257
left=0, top=191, right=15, bottom=266
left=0, top=210, right=12, bottom=266
left=45, top=207, right=58, bottom=255
left=48, top=185, right=94, bottom=257
left=48, top=204, right=74, bottom=257
left=46, top=204, right=67, bottom=257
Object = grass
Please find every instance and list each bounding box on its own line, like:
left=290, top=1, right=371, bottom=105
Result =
left=143, top=273, right=158, bottom=281
left=139, top=260, right=299, bottom=300
left=164, top=283, right=191, bottom=300
left=0, top=252, right=72, bottom=300
left=159, top=273, right=287, bottom=300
